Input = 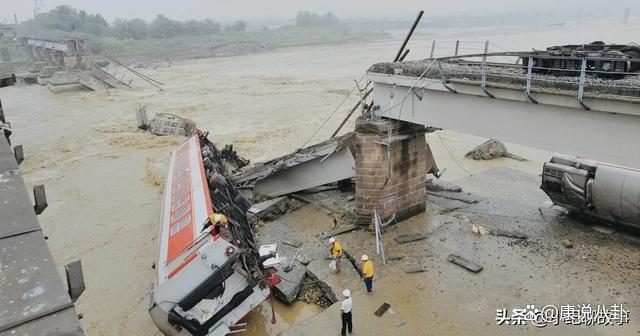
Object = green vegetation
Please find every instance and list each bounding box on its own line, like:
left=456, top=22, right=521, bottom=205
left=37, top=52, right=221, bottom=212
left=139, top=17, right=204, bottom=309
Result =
left=16, top=6, right=390, bottom=61
left=295, top=11, right=340, bottom=27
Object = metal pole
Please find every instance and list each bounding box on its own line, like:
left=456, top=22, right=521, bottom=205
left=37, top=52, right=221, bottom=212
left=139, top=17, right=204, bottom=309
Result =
left=578, top=58, right=587, bottom=102
left=430, top=40, right=436, bottom=59
left=393, top=10, right=424, bottom=62
left=330, top=88, right=372, bottom=138
left=398, top=49, right=410, bottom=62
left=481, top=41, right=489, bottom=88
left=454, top=40, right=460, bottom=56
left=525, top=56, right=534, bottom=96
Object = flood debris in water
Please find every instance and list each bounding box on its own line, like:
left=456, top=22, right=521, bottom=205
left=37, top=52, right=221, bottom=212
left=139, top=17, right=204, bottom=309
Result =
left=136, top=107, right=196, bottom=136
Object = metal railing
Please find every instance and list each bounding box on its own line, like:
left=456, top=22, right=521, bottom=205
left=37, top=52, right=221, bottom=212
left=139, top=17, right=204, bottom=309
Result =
left=421, top=41, right=640, bottom=109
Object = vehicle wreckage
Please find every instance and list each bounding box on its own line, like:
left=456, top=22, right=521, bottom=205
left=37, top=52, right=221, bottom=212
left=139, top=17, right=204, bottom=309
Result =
left=149, top=131, right=280, bottom=336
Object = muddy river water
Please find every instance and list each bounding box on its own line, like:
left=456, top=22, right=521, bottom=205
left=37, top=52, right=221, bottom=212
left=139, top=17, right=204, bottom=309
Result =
left=2, top=20, right=639, bottom=335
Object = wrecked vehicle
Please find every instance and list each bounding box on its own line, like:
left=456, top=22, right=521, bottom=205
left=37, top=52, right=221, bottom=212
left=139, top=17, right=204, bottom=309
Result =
left=541, top=155, right=640, bottom=230
left=149, top=131, right=280, bottom=336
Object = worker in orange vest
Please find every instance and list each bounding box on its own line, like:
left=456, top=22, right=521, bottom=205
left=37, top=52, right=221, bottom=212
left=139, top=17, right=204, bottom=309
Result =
left=329, top=237, right=343, bottom=272
left=202, top=212, right=228, bottom=237
left=361, top=255, right=374, bottom=294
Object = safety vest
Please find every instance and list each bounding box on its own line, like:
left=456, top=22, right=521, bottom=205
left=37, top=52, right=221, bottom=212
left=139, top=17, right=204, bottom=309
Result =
left=362, top=260, right=374, bottom=278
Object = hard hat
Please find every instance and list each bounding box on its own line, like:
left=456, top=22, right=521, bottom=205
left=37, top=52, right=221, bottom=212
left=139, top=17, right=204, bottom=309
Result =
left=342, top=289, right=350, bottom=297
left=361, top=255, right=368, bottom=261
left=329, top=237, right=336, bottom=244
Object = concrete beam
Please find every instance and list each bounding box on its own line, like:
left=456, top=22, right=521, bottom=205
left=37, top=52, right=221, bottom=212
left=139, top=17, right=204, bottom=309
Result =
left=24, top=38, right=70, bottom=53
left=368, top=73, right=640, bottom=168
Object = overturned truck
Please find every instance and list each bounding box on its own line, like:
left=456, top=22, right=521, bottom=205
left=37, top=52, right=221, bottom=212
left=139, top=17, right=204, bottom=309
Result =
left=150, top=131, right=279, bottom=336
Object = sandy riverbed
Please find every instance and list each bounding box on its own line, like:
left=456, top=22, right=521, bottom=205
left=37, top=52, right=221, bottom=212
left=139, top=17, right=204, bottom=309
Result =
left=2, top=20, right=639, bottom=335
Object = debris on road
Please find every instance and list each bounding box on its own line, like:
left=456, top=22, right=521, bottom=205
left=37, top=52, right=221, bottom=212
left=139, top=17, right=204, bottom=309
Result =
left=404, top=266, right=429, bottom=273
left=471, top=224, right=488, bottom=236
left=343, top=250, right=363, bottom=278
left=465, top=139, right=526, bottom=161
left=563, top=239, right=574, bottom=248
left=447, top=254, right=483, bottom=273
left=374, top=303, right=391, bottom=317
left=136, top=107, right=196, bottom=136
left=490, top=229, right=528, bottom=239
left=322, top=224, right=359, bottom=238
left=426, top=178, right=462, bottom=192
left=593, top=226, right=615, bottom=234
left=283, top=240, right=303, bottom=248
left=394, top=233, right=428, bottom=244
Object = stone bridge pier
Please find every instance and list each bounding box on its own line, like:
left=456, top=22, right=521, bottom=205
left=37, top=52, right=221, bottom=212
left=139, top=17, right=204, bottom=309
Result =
left=354, top=118, right=437, bottom=225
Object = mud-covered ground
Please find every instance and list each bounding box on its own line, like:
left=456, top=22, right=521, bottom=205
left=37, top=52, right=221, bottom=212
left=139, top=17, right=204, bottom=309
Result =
left=2, top=20, right=639, bottom=335
left=275, top=168, right=640, bottom=336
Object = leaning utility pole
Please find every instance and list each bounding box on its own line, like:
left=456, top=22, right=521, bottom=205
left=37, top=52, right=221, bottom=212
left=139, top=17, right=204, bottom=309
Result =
left=624, top=8, right=630, bottom=24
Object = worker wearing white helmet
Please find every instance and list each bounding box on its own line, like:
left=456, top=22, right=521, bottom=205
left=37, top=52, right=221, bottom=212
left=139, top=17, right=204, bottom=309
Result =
left=328, top=237, right=343, bottom=272
left=340, top=289, right=353, bottom=336
left=361, top=255, right=374, bottom=294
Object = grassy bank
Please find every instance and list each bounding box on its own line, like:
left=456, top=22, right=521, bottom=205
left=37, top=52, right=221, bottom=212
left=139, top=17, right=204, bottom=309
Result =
left=90, top=27, right=390, bottom=63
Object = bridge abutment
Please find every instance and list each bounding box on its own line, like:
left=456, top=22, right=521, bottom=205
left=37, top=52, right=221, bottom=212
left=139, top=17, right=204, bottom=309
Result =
left=354, top=118, right=435, bottom=225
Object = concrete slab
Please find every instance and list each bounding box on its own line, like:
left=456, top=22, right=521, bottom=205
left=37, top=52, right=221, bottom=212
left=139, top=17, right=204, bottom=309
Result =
left=0, top=138, right=40, bottom=239
left=0, top=231, right=75, bottom=331
left=0, top=307, right=83, bottom=336
left=0, top=125, right=83, bottom=334
left=231, top=133, right=355, bottom=197
left=47, top=71, right=82, bottom=86
left=258, top=222, right=308, bottom=304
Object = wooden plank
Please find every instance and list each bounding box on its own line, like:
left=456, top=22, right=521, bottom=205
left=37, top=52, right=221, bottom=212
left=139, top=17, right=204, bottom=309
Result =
left=447, top=254, right=483, bottom=273
left=394, top=233, right=428, bottom=244
left=323, top=224, right=358, bottom=238
left=491, top=229, right=528, bottom=239
left=374, top=303, right=391, bottom=317
left=404, top=266, right=428, bottom=273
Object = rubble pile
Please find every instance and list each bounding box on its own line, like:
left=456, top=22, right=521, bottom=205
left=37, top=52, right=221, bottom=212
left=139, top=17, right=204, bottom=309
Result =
left=465, top=139, right=525, bottom=161
left=136, top=108, right=197, bottom=137
left=297, top=275, right=334, bottom=308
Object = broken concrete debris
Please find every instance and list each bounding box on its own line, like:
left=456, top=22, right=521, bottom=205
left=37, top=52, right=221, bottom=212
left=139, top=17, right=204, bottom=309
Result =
left=447, top=254, right=483, bottom=273
left=136, top=107, right=197, bottom=136
left=471, top=223, right=489, bottom=236
left=426, top=178, right=462, bottom=192
left=298, top=274, right=334, bottom=308
left=394, top=233, right=428, bottom=244
left=374, top=303, right=391, bottom=317
left=247, top=197, right=303, bottom=226
left=322, top=224, right=359, bottom=238
left=563, top=239, right=574, bottom=248
left=491, top=229, right=528, bottom=239
left=465, top=139, right=526, bottom=161
left=230, top=132, right=355, bottom=197
left=404, top=266, right=429, bottom=273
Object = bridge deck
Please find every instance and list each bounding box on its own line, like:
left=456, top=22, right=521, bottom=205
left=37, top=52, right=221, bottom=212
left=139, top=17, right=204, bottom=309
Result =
left=0, top=119, right=83, bottom=334
left=366, top=63, right=640, bottom=168
left=369, top=60, right=640, bottom=101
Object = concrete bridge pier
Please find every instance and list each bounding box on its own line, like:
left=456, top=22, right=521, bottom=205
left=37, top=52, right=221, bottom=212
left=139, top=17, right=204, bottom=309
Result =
left=354, top=118, right=436, bottom=225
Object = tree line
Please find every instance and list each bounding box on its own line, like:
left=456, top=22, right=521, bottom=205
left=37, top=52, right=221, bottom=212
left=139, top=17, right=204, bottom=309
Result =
left=17, top=6, right=343, bottom=40
left=18, top=5, right=246, bottom=40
